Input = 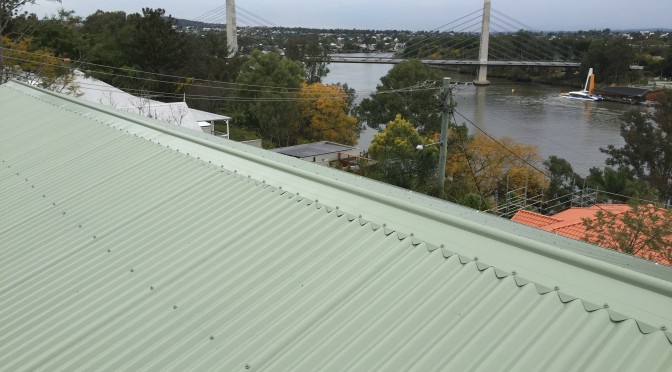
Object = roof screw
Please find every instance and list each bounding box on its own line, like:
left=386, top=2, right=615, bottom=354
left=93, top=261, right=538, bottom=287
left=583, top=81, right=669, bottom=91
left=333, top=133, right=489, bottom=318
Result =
left=512, top=271, right=517, bottom=275
left=173, top=305, right=178, bottom=310
left=245, top=364, right=251, bottom=370
left=93, top=235, right=97, bottom=239
left=42, top=194, right=46, bottom=198
left=603, top=303, right=609, bottom=308
left=315, top=199, right=319, bottom=203
left=440, top=244, right=445, bottom=248
left=410, top=233, right=415, bottom=237
left=383, top=223, right=387, bottom=227
left=130, top=268, right=134, bottom=273
left=62, top=211, right=66, bottom=215
left=150, top=286, right=154, bottom=290
left=107, top=249, right=111, bottom=253
left=554, top=286, right=560, bottom=291
left=358, top=215, right=362, bottom=218
left=52, top=202, right=56, bottom=206
left=661, top=325, right=668, bottom=331
left=473, top=256, right=478, bottom=261
left=209, top=336, right=214, bottom=341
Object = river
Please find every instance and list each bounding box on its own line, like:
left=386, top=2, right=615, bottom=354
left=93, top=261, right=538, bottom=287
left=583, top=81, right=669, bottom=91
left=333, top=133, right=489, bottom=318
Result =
left=323, top=54, right=648, bottom=176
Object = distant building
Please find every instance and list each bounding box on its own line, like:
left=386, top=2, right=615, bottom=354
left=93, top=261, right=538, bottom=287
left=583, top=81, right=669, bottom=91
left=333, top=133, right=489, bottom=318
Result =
left=594, top=86, right=651, bottom=104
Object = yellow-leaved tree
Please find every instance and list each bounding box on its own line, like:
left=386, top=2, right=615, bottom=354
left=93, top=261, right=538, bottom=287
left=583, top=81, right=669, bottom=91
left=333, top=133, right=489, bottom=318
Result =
left=2, top=36, right=67, bottom=86
left=446, top=132, right=547, bottom=202
left=297, top=82, right=359, bottom=145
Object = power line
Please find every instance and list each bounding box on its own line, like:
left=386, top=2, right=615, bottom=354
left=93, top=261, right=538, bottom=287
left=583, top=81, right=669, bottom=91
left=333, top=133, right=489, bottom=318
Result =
left=453, top=109, right=551, bottom=179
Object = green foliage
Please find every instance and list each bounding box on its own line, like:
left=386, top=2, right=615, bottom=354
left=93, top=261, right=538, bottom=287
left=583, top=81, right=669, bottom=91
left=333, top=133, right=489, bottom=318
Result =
left=363, top=115, right=441, bottom=195
left=601, top=90, right=672, bottom=201
left=122, top=8, right=186, bottom=75
left=285, top=34, right=329, bottom=84
left=234, top=50, right=305, bottom=147
left=582, top=37, right=635, bottom=85
left=585, top=166, right=658, bottom=202
left=356, top=59, right=443, bottom=134
left=543, top=156, right=584, bottom=212
left=583, top=203, right=672, bottom=262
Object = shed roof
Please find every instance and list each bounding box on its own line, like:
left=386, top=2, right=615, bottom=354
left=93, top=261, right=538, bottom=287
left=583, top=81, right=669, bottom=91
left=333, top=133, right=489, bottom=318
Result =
left=1, top=81, right=672, bottom=371
left=271, top=141, right=358, bottom=158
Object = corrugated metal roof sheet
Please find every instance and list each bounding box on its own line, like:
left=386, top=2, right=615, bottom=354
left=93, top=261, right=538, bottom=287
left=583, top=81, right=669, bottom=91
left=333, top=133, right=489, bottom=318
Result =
left=1, top=81, right=672, bottom=371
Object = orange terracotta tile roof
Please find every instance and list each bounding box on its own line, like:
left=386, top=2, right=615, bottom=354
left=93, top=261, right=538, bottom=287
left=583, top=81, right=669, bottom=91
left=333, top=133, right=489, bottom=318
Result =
left=510, top=209, right=561, bottom=228
left=512, top=204, right=670, bottom=265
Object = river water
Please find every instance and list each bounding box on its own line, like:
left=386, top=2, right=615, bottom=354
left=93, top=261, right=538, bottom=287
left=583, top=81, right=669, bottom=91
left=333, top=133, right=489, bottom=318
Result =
left=324, top=55, right=647, bottom=176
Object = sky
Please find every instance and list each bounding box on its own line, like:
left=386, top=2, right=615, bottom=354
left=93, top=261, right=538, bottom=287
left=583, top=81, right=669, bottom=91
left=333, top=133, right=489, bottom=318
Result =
left=26, top=0, right=672, bottom=32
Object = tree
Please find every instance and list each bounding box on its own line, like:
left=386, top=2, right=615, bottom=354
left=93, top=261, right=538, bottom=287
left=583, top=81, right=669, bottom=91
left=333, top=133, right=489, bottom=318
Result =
left=601, top=90, right=672, bottom=201
left=234, top=50, right=305, bottom=147
left=363, top=115, right=440, bottom=194
left=0, top=0, right=60, bottom=81
left=356, top=59, right=443, bottom=134
left=1, top=35, right=66, bottom=86
left=583, top=37, right=635, bottom=85
left=585, top=166, right=659, bottom=202
left=297, top=82, right=360, bottom=145
left=447, top=132, right=546, bottom=204
left=583, top=203, right=672, bottom=264
left=121, top=8, right=186, bottom=75
left=543, top=155, right=583, bottom=213
left=285, top=34, right=329, bottom=84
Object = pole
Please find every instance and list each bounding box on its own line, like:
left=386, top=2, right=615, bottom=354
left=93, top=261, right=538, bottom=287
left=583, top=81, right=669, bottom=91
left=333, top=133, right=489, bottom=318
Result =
left=438, top=77, right=452, bottom=194
left=474, top=0, right=491, bottom=86
left=226, top=0, right=238, bottom=57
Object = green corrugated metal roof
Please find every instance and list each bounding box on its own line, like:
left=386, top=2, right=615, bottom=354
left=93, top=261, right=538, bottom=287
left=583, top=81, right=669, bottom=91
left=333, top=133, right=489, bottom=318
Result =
left=1, top=80, right=671, bottom=371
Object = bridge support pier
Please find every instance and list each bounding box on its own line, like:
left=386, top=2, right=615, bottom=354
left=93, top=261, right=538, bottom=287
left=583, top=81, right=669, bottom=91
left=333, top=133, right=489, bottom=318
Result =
left=226, top=0, right=238, bottom=57
left=473, top=0, right=491, bottom=86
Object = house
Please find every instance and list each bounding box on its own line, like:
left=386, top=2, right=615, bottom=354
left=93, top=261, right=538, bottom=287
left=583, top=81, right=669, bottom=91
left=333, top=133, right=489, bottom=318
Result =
left=512, top=204, right=671, bottom=265
left=1, top=80, right=671, bottom=370
left=271, top=141, right=360, bottom=167
left=57, top=70, right=231, bottom=135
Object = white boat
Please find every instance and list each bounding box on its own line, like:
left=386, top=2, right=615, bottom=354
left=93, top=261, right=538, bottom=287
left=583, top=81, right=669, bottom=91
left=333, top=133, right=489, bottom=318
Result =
left=560, top=68, right=603, bottom=101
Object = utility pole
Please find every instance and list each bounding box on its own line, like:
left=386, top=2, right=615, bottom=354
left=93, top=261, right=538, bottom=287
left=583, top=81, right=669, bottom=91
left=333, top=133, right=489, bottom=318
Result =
left=438, top=77, right=454, bottom=194
left=226, top=0, right=238, bottom=57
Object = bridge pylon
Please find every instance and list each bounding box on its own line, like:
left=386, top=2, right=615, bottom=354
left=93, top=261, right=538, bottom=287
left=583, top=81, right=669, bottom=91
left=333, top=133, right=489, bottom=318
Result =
left=227, top=0, right=238, bottom=57
left=473, top=0, right=491, bottom=86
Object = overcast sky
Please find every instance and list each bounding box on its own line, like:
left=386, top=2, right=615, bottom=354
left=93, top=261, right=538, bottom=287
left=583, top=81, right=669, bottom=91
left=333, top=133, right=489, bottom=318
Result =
left=27, top=0, right=672, bottom=31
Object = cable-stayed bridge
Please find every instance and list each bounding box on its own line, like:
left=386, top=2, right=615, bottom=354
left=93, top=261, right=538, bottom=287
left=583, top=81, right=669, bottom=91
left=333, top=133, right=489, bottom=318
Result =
left=327, top=56, right=580, bottom=68
left=193, top=1, right=583, bottom=84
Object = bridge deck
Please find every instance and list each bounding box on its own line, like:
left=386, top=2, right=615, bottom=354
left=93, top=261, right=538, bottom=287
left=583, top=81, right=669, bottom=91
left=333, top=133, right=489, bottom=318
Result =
left=329, top=56, right=580, bottom=67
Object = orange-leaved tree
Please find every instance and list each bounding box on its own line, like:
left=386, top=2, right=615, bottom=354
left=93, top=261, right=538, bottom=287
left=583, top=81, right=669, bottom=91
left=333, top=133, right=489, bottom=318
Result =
left=297, top=82, right=360, bottom=145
